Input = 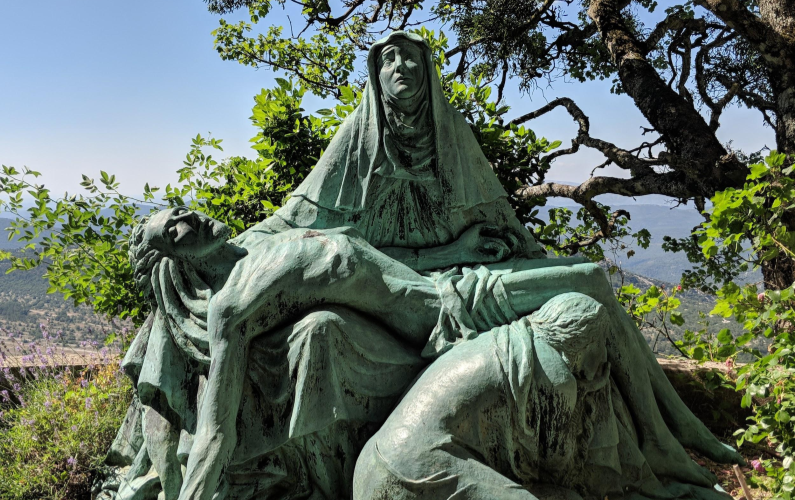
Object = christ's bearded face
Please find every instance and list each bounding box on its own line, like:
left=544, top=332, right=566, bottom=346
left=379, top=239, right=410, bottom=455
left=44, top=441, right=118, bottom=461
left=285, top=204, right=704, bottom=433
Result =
left=377, top=41, right=426, bottom=99
left=145, top=207, right=230, bottom=260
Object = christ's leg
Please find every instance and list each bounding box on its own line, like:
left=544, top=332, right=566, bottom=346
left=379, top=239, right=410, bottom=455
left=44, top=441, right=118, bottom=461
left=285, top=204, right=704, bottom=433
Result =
left=142, top=406, right=183, bottom=500
left=501, top=261, right=615, bottom=316
left=220, top=240, right=621, bottom=351
left=215, top=231, right=443, bottom=348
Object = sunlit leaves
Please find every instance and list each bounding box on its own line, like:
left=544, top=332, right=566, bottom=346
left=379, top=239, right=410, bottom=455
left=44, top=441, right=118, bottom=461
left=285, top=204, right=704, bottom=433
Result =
left=213, top=22, right=356, bottom=98
left=533, top=206, right=650, bottom=261
left=689, top=152, right=795, bottom=496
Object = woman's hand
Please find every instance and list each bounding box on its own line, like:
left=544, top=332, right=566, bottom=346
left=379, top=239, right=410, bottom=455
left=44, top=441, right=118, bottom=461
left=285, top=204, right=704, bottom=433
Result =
left=453, top=223, right=518, bottom=264
left=378, top=223, right=519, bottom=271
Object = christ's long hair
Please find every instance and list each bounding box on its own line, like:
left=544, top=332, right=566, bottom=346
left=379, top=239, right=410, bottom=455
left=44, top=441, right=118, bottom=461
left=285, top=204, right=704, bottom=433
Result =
left=126, top=215, right=212, bottom=366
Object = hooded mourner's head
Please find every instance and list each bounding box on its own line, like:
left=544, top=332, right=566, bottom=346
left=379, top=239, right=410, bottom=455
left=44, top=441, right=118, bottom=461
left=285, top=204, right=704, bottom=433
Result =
left=369, top=32, right=436, bottom=181
left=285, top=30, right=508, bottom=215
left=374, top=37, right=427, bottom=101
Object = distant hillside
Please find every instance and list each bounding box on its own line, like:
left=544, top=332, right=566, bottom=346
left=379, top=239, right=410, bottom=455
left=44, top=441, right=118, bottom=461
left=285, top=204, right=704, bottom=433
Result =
left=0, top=252, right=127, bottom=346
left=538, top=203, right=762, bottom=285
left=600, top=204, right=706, bottom=284
left=0, top=218, right=39, bottom=250
left=604, top=264, right=746, bottom=357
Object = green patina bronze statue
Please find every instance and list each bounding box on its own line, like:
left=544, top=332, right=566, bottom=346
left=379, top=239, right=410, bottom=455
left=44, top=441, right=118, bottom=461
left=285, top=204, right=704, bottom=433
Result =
left=98, top=31, right=742, bottom=500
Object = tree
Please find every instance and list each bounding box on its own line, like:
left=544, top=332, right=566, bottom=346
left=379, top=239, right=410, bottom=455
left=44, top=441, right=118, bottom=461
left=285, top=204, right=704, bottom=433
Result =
left=204, top=0, right=795, bottom=288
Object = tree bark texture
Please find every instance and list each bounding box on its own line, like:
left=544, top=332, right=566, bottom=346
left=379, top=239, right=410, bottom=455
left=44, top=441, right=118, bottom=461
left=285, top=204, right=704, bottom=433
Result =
left=699, top=0, right=795, bottom=156
left=588, top=0, right=795, bottom=290
left=588, top=0, right=748, bottom=196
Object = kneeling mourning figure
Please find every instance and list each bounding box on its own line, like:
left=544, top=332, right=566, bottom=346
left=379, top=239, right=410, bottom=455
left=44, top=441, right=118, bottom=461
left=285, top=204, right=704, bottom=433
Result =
left=98, top=30, right=742, bottom=500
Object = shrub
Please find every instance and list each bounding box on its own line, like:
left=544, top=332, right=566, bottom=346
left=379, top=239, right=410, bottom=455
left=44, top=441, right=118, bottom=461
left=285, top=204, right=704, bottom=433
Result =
left=0, top=328, right=132, bottom=500
left=667, top=152, right=795, bottom=498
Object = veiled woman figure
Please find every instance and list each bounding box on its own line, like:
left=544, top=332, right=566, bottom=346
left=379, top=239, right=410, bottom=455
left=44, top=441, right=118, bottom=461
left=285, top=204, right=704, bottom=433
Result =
left=239, top=31, right=544, bottom=271
left=105, top=30, right=742, bottom=500
left=242, top=29, right=742, bottom=493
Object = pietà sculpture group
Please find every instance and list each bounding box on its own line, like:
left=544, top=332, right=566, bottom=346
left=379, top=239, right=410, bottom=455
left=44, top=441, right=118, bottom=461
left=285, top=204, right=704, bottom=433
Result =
left=97, top=31, right=742, bottom=500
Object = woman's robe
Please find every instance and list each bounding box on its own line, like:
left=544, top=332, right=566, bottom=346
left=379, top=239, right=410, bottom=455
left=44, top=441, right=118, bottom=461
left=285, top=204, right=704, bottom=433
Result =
left=239, top=32, right=543, bottom=257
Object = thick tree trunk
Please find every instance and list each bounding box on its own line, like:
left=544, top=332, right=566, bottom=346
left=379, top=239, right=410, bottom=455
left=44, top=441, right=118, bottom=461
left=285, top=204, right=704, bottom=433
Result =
left=758, top=0, right=795, bottom=289
left=592, top=0, right=795, bottom=290
left=762, top=254, right=795, bottom=290
left=759, top=0, right=795, bottom=156
left=588, top=0, right=748, bottom=197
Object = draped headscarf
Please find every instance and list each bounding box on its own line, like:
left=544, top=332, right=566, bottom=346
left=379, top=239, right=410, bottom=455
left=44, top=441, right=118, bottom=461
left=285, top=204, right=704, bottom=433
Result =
left=376, top=42, right=434, bottom=182
left=285, top=31, right=508, bottom=213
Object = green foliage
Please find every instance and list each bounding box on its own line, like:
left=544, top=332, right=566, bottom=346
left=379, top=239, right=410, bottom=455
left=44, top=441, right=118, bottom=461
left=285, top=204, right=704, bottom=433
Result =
left=533, top=205, right=651, bottom=262
left=615, top=281, right=692, bottom=356
left=213, top=19, right=357, bottom=98
left=661, top=232, right=752, bottom=294
left=688, top=152, right=795, bottom=498
left=660, top=145, right=771, bottom=295
left=165, top=80, right=357, bottom=234
left=677, top=318, right=742, bottom=363
left=702, top=152, right=795, bottom=271
left=0, top=360, right=131, bottom=499
left=0, top=166, right=148, bottom=325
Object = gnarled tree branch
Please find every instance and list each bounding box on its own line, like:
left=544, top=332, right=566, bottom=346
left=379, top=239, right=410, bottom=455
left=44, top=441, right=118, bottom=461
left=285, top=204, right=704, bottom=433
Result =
left=444, top=0, right=555, bottom=60
left=696, top=0, right=795, bottom=69
left=509, top=97, right=666, bottom=175
left=588, top=0, right=747, bottom=192
left=519, top=171, right=692, bottom=246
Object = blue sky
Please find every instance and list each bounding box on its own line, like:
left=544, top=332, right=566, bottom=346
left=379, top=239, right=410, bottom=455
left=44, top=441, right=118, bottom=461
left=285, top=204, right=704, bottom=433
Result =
left=1, top=0, right=776, bottom=203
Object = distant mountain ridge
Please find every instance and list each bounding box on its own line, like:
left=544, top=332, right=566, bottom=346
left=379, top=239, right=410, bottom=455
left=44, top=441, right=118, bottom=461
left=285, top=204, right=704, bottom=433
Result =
left=1, top=205, right=155, bottom=250
left=537, top=203, right=761, bottom=285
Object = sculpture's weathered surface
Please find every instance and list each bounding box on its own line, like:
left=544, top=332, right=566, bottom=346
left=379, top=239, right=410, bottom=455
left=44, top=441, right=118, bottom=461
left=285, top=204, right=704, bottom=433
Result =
left=99, top=30, right=742, bottom=500
left=237, top=30, right=544, bottom=269
left=354, top=293, right=724, bottom=500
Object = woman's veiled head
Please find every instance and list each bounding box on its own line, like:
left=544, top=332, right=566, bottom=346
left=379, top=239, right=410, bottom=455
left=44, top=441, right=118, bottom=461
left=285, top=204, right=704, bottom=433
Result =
left=376, top=40, right=427, bottom=100
left=371, top=34, right=435, bottom=181
left=278, top=30, right=512, bottom=236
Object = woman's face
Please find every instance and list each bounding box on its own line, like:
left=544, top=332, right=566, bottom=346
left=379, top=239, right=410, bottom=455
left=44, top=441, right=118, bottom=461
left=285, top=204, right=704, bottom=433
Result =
left=145, top=207, right=230, bottom=260
left=377, top=42, right=426, bottom=99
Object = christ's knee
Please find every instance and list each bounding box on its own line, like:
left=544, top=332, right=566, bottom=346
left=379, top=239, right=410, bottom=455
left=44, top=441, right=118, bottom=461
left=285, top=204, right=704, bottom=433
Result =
left=297, top=233, right=364, bottom=284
